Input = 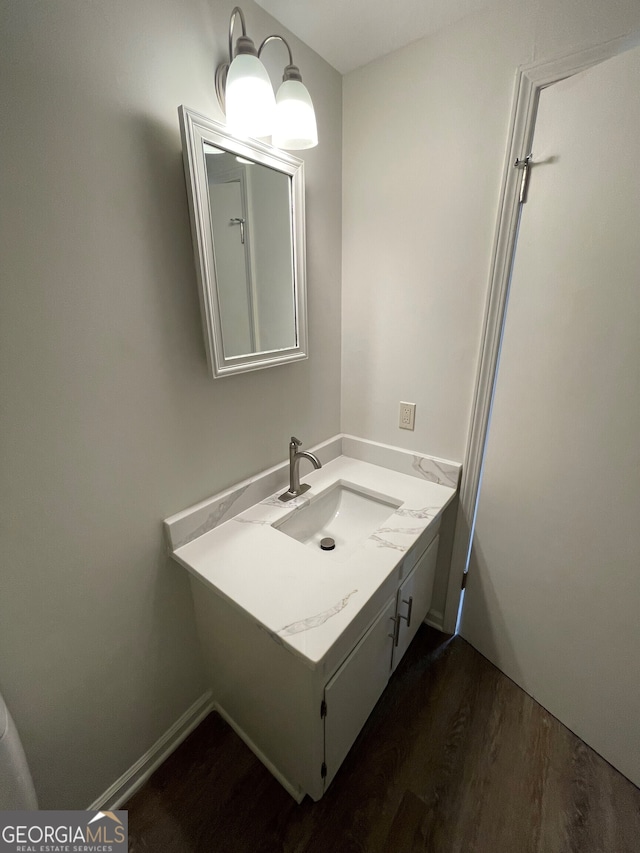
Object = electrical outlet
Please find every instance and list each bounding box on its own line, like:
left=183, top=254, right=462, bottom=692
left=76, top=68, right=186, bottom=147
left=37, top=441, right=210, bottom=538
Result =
left=399, top=401, right=416, bottom=431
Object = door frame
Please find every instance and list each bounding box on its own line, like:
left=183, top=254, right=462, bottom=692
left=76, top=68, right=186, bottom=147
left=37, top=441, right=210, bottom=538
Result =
left=206, top=165, right=259, bottom=354
left=442, top=32, right=640, bottom=635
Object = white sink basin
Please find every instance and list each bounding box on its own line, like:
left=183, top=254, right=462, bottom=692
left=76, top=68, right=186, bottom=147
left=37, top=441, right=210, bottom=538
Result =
left=273, top=481, right=401, bottom=552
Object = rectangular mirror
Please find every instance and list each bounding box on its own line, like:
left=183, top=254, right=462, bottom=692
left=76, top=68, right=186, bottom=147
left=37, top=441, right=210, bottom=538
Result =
left=179, top=106, right=308, bottom=378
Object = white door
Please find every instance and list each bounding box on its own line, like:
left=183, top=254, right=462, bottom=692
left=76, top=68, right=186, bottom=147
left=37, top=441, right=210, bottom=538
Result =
left=461, top=45, right=640, bottom=786
left=208, top=180, right=254, bottom=357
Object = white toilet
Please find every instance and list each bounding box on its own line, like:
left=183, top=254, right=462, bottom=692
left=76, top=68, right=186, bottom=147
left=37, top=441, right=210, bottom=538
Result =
left=0, top=690, right=38, bottom=809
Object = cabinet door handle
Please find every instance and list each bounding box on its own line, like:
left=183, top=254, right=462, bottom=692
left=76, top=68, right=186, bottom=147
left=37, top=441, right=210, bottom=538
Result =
left=399, top=596, right=413, bottom=628
left=388, top=615, right=400, bottom=647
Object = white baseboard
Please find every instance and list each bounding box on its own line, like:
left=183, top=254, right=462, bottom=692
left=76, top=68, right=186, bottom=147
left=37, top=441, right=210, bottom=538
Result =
left=88, top=690, right=214, bottom=811
left=213, top=702, right=305, bottom=803
left=425, top=609, right=445, bottom=632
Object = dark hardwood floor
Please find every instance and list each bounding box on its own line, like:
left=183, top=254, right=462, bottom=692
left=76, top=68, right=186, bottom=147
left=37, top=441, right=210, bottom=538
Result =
left=126, top=628, right=640, bottom=852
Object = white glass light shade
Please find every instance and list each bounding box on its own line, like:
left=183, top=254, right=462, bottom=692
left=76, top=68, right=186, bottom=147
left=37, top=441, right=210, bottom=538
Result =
left=272, top=80, right=318, bottom=150
left=225, top=53, right=276, bottom=138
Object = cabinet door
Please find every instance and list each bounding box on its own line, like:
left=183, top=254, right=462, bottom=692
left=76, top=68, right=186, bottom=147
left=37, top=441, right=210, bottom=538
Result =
left=392, top=534, right=439, bottom=673
left=323, top=596, right=396, bottom=789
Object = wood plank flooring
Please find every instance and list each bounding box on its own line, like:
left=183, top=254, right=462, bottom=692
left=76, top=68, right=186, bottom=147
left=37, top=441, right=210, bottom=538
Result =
left=126, top=628, right=640, bottom=852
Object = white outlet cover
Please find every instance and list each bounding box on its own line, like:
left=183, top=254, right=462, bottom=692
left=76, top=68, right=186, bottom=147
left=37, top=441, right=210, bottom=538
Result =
left=399, top=402, right=416, bottom=430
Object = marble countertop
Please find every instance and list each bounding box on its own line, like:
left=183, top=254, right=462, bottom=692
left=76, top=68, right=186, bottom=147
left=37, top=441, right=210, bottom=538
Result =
left=170, top=454, right=457, bottom=672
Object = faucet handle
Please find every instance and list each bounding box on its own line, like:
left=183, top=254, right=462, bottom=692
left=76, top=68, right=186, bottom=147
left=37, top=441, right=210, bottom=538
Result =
left=290, top=436, right=302, bottom=448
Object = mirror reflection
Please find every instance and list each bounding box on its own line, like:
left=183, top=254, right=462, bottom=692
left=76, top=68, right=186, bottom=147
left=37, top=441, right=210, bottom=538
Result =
left=204, top=143, right=296, bottom=358
left=179, top=107, right=308, bottom=379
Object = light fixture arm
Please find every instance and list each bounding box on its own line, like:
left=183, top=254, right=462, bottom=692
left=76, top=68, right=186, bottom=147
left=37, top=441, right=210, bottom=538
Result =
left=258, top=34, right=302, bottom=82
left=227, top=6, right=248, bottom=62
left=258, top=34, right=294, bottom=68
left=216, top=6, right=257, bottom=111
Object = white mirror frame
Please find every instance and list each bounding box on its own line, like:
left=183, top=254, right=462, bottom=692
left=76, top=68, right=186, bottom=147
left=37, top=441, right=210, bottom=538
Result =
left=178, top=105, right=308, bottom=378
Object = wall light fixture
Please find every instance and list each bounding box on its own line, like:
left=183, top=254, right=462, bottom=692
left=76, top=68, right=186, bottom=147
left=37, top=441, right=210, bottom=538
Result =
left=214, top=6, right=318, bottom=150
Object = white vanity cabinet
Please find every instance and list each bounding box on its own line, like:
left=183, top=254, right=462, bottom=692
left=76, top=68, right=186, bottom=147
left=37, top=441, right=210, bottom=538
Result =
left=322, top=532, right=439, bottom=787
left=323, top=596, right=397, bottom=788
left=391, top=533, right=439, bottom=673
left=167, top=449, right=459, bottom=801
left=189, top=527, right=440, bottom=802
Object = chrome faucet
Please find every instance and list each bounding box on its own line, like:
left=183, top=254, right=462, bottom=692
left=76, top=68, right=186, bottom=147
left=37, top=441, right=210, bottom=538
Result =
left=279, top=436, right=322, bottom=501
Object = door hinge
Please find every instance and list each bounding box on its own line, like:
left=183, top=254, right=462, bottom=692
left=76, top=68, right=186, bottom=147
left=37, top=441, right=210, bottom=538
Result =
left=461, top=572, right=468, bottom=590
left=320, top=699, right=327, bottom=718
left=321, top=762, right=327, bottom=779
left=514, top=154, right=532, bottom=204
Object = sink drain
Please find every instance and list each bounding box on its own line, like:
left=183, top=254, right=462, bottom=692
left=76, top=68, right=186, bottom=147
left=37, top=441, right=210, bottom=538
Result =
left=320, top=537, right=336, bottom=551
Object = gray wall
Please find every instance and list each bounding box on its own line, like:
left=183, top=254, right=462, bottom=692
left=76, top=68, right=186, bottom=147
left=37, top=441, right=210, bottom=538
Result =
left=0, top=0, right=342, bottom=808
left=342, top=0, right=640, bottom=465
left=341, top=0, right=640, bottom=620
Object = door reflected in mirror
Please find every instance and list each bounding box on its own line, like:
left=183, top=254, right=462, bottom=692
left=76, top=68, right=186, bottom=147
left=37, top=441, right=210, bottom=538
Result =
left=203, top=143, right=296, bottom=359
left=179, top=107, right=308, bottom=378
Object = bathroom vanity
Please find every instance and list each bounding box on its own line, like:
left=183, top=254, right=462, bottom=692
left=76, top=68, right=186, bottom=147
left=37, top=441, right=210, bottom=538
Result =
left=164, top=436, right=459, bottom=801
